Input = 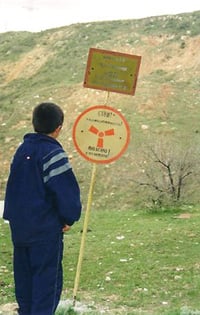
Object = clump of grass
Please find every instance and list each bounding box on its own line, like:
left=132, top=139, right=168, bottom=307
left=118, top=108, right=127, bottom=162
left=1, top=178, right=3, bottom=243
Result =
left=55, top=300, right=95, bottom=315
left=56, top=306, right=78, bottom=315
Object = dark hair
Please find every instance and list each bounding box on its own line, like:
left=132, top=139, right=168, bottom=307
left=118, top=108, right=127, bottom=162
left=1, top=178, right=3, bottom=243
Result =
left=32, top=102, right=64, bottom=134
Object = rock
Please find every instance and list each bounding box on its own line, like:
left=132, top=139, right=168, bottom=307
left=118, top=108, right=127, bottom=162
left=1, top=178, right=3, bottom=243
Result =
left=0, top=303, right=18, bottom=314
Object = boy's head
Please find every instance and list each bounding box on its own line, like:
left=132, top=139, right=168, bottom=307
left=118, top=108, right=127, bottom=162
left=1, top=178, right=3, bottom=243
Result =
left=32, top=102, right=64, bottom=134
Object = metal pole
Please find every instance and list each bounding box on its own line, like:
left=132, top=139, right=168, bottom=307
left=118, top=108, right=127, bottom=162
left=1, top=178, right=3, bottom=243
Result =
left=72, top=163, right=97, bottom=306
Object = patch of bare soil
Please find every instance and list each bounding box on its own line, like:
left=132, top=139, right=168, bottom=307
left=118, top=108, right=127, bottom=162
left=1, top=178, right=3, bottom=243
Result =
left=0, top=46, right=54, bottom=85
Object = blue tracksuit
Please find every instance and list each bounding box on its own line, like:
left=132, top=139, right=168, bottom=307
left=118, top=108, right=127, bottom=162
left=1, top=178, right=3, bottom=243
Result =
left=3, top=133, right=82, bottom=315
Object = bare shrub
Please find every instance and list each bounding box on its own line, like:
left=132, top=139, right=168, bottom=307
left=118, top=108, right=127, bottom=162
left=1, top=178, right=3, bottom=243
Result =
left=133, top=139, right=199, bottom=208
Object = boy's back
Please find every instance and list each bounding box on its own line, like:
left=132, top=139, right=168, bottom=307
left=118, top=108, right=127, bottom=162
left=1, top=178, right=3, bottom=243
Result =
left=4, top=132, right=81, bottom=245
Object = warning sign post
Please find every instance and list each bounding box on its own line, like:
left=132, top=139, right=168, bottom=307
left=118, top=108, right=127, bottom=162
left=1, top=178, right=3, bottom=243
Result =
left=72, top=46, right=141, bottom=306
left=72, top=105, right=130, bottom=305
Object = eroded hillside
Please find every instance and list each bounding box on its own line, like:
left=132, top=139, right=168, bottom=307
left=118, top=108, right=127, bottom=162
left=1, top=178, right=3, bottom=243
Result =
left=0, top=11, right=200, bottom=205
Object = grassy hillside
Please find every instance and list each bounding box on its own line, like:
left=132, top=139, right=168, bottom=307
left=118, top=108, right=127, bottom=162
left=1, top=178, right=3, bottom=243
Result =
left=0, top=11, right=200, bottom=208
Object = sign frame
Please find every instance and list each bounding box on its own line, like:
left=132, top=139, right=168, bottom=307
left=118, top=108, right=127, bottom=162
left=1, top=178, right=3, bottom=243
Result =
left=83, top=48, right=141, bottom=95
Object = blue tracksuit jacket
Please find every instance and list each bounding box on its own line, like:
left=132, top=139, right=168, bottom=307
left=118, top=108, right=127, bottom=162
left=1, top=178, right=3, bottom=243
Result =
left=3, top=133, right=82, bottom=245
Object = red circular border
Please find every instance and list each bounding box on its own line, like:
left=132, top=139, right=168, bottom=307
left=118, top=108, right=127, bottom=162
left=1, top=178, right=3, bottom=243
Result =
left=72, top=105, right=130, bottom=164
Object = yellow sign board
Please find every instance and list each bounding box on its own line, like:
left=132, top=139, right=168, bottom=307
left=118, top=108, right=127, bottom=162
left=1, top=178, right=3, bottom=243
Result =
left=83, top=48, right=141, bottom=95
left=73, top=105, right=130, bottom=164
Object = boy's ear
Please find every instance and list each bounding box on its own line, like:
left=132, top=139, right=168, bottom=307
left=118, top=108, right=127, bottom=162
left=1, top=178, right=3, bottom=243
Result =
left=55, top=125, right=62, bottom=136
left=50, top=125, right=62, bottom=139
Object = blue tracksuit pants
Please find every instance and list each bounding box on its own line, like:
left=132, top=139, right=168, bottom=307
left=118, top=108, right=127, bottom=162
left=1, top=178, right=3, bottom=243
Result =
left=13, top=236, right=63, bottom=315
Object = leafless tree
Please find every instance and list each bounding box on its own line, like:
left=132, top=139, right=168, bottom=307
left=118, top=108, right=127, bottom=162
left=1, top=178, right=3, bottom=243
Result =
left=133, top=141, right=198, bottom=207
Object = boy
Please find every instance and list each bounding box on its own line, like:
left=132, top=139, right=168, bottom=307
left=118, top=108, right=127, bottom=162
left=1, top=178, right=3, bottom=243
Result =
left=3, top=102, right=82, bottom=315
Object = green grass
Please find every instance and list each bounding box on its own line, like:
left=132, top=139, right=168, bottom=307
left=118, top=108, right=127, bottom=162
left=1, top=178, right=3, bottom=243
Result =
left=1, top=206, right=200, bottom=314
left=0, top=31, right=39, bottom=62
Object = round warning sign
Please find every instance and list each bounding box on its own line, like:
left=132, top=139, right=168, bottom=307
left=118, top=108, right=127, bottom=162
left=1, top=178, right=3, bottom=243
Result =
left=72, top=105, right=130, bottom=164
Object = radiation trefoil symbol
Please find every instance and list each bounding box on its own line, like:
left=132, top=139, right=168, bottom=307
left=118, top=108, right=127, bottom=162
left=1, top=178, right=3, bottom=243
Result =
left=89, top=125, right=115, bottom=148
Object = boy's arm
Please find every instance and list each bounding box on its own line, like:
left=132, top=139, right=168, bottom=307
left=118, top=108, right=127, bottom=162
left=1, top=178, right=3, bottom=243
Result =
left=43, top=149, right=82, bottom=226
left=48, top=168, right=82, bottom=226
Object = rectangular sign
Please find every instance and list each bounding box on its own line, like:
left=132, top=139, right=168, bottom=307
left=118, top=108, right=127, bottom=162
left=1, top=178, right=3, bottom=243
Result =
left=83, top=48, right=141, bottom=95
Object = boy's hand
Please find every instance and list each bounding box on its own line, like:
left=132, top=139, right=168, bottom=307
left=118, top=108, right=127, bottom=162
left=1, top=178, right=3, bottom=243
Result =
left=62, top=225, right=71, bottom=232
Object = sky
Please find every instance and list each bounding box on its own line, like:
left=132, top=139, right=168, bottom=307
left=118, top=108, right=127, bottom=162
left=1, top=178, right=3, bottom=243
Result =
left=0, top=0, right=199, bottom=33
